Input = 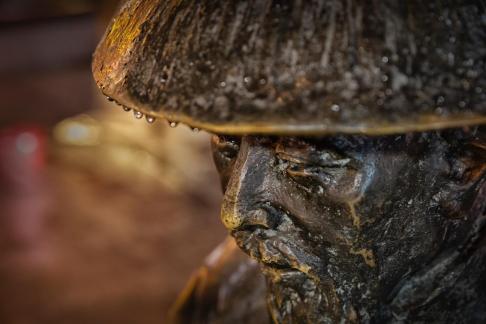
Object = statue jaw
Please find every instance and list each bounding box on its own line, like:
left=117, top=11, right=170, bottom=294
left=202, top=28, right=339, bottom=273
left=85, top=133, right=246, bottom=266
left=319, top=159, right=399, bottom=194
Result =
left=231, top=204, right=355, bottom=323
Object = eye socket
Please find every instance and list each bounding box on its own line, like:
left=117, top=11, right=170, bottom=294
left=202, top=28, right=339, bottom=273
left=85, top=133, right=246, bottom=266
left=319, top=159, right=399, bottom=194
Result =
left=276, top=140, right=359, bottom=195
left=275, top=139, right=355, bottom=169
left=284, top=163, right=340, bottom=194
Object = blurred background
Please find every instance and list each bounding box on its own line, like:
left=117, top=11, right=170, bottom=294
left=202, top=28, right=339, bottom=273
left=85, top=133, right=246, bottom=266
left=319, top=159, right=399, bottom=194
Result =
left=0, top=1, right=226, bottom=323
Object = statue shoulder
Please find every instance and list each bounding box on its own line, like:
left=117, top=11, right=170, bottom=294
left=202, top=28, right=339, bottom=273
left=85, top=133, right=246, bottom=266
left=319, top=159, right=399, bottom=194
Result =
left=169, top=237, right=269, bottom=324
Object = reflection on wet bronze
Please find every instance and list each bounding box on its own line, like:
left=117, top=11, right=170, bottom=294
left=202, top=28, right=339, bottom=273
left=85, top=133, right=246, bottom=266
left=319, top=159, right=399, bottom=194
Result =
left=92, top=0, right=486, bottom=323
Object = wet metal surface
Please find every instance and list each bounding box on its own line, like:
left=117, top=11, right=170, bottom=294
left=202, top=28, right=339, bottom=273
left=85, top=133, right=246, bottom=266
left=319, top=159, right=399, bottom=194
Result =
left=94, top=0, right=486, bottom=135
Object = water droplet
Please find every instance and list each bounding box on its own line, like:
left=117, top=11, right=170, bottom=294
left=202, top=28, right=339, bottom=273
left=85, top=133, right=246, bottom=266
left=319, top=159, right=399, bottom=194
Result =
left=206, top=60, right=214, bottom=70
left=191, top=127, right=200, bottom=133
left=219, top=81, right=227, bottom=88
left=464, top=59, right=474, bottom=67
left=244, top=76, right=252, bottom=84
left=122, top=106, right=131, bottom=112
left=330, top=104, right=340, bottom=112
left=259, top=78, right=267, bottom=85
left=381, top=75, right=389, bottom=82
left=133, top=111, right=143, bottom=119
left=160, top=72, right=169, bottom=84
left=145, top=115, right=156, bottom=124
left=459, top=101, right=467, bottom=108
left=436, top=96, right=445, bottom=105
left=447, top=53, right=455, bottom=66
left=168, top=121, right=179, bottom=128
left=381, top=56, right=389, bottom=64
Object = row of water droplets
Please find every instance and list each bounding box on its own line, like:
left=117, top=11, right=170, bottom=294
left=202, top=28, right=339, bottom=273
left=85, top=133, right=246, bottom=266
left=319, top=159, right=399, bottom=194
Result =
left=106, top=97, right=199, bottom=132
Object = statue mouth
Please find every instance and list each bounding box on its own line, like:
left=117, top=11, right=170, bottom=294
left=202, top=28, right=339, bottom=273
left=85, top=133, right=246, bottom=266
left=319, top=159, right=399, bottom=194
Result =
left=231, top=204, right=324, bottom=278
left=232, top=226, right=298, bottom=269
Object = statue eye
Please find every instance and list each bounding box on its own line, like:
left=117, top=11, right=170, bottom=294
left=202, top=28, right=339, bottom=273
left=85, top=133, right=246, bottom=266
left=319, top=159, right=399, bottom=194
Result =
left=285, top=163, right=339, bottom=194
left=277, top=145, right=359, bottom=196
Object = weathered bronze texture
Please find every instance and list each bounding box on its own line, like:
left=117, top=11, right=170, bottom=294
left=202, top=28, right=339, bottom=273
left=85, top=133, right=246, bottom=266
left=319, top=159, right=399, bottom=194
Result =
left=92, top=0, right=486, bottom=135
left=212, top=129, right=486, bottom=323
left=92, top=0, right=486, bottom=323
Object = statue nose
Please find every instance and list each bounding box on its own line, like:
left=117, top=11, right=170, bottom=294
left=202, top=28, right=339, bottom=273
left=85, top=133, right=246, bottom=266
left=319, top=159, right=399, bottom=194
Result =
left=220, top=137, right=275, bottom=230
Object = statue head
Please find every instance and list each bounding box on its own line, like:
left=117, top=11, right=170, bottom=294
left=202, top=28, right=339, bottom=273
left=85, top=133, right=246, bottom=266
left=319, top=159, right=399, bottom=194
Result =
left=212, top=131, right=486, bottom=322
left=92, top=0, right=486, bottom=322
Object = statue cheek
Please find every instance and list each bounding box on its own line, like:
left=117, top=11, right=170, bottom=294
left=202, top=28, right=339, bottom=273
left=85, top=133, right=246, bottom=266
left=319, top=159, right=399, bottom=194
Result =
left=279, top=195, right=353, bottom=244
left=325, top=170, right=366, bottom=203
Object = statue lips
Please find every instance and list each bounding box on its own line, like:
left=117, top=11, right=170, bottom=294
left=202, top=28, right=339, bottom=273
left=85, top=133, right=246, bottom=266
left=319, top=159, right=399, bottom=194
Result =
left=231, top=204, right=325, bottom=279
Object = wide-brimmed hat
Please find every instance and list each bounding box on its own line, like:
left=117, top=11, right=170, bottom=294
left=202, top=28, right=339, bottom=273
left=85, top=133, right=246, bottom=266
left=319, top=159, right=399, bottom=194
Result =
left=93, top=0, right=486, bottom=135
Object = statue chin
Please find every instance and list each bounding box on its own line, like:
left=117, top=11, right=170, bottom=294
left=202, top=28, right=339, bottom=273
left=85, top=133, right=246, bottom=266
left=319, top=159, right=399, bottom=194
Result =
left=232, top=213, right=346, bottom=323
left=264, top=268, right=342, bottom=324
left=240, top=228, right=358, bottom=323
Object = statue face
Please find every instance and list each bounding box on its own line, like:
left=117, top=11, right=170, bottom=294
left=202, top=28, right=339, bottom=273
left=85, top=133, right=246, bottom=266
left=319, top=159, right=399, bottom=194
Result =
left=211, top=133, right=485, bottom=322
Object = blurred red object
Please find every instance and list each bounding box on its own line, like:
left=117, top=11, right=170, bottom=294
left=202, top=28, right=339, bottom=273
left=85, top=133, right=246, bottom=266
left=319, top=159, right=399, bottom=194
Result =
left=0, top=125, right=50, bottom=267
left=0, top=126, right=46, bottom=188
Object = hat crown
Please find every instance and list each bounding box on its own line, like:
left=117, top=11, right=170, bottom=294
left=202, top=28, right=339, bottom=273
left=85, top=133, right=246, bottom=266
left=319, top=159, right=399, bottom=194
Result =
left=93, top=0, right=486, bottom=135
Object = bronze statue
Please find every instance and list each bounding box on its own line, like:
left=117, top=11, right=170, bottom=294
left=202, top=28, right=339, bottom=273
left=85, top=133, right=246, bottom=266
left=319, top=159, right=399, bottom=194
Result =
left=92, top=0, right=486, bottom=322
